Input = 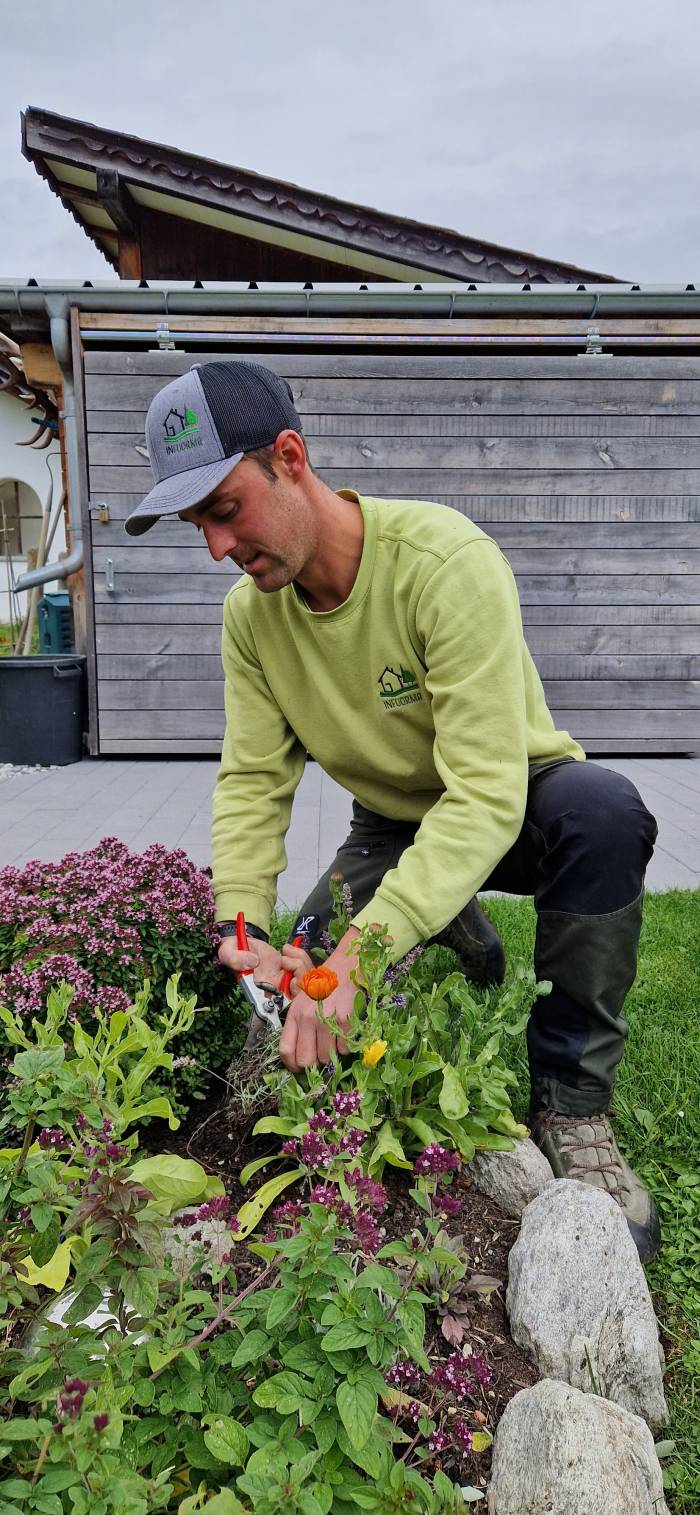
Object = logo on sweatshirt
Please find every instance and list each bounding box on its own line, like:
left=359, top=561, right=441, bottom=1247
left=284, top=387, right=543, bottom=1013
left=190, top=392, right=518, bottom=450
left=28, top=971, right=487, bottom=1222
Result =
left=377, top=664, right=422, bottom=710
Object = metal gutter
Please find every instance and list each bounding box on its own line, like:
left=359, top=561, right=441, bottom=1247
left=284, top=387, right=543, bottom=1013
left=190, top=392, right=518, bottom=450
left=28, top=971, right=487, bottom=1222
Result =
left=1, top=279, right=700, bottom=320
left=14, top=296, right=83, bottom=592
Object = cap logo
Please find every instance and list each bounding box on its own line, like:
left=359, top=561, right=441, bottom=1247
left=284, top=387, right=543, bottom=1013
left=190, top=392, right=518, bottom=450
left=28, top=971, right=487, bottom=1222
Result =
left=162, top=405, right=201, bottom=452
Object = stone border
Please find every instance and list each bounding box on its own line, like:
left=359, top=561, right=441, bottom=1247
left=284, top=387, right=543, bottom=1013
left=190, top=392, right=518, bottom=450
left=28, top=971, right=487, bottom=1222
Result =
left=469, top=1142, right=669, bottom=1514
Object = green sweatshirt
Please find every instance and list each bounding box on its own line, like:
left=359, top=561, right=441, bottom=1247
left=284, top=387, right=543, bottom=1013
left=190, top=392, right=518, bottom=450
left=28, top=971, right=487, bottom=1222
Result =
left=212, top=492, right=584, bottom=961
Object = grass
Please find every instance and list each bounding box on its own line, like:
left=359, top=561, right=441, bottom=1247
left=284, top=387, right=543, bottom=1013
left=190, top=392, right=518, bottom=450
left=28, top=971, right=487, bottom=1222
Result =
left=274, top=890, right=700, bottom=1511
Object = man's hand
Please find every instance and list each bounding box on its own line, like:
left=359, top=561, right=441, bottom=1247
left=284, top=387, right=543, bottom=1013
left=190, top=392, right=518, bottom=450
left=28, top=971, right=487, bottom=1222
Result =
left=279, top=942, right=314, bottom=995
left=279, top=927, right=361, bottom=1072
left=217, top=935, right=284, bottom=985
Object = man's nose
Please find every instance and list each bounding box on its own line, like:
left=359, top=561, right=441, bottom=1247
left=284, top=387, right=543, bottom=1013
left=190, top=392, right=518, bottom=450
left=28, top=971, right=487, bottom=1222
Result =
left=202, top=518, right=236, bottom=562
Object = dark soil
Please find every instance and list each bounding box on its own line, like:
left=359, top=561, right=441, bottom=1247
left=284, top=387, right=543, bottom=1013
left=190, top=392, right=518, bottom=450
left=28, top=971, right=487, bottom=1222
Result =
left=156, top=1093, right=538, bottom=1496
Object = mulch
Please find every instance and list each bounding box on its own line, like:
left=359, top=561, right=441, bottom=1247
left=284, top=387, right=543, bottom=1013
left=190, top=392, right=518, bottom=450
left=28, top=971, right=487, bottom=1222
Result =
left=156, top=1091, right=539, bottom=1494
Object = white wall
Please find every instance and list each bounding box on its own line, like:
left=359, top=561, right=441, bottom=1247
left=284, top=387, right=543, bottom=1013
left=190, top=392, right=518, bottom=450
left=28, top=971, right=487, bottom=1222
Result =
left=0, top=390, right=64, bottom=626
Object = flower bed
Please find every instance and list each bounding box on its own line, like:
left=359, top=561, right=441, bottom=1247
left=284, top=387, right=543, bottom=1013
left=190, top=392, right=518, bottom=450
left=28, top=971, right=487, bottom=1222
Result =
left=0, top=850, right=547, bottom=1513
left=0, top=839, right=248, bottom=1112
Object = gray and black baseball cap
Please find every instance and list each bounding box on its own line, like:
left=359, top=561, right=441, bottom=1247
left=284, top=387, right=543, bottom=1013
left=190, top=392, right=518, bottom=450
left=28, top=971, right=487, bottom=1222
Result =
left=124, top=360, right=303, bottom=537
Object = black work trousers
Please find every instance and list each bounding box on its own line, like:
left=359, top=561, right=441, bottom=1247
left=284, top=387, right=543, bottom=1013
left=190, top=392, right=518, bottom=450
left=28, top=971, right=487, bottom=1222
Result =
left=294, top=759, right=658, bottom=1117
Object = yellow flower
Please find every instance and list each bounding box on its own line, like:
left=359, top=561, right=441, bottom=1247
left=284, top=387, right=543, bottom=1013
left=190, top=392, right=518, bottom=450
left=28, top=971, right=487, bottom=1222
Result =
left=362, top=1039, right=388, bottom=1068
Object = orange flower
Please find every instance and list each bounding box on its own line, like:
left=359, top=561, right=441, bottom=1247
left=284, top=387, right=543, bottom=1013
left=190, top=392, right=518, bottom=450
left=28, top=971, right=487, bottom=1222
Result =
left=300, top=966, right=340, bottom=1001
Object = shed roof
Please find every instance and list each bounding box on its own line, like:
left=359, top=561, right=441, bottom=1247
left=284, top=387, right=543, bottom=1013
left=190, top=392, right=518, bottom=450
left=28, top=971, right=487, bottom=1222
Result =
left=22, top=106, right=619, bottom=286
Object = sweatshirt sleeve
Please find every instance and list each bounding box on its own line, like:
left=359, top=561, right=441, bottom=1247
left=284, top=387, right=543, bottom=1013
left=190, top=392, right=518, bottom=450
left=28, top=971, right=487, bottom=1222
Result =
left=211, top=587, right=306, bottom=930
left=351, top=539, right=529, bottom=959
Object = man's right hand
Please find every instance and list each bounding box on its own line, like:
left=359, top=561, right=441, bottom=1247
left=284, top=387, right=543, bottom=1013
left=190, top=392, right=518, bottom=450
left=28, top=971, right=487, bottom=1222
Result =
left=217, top=936, right=284, bottom=985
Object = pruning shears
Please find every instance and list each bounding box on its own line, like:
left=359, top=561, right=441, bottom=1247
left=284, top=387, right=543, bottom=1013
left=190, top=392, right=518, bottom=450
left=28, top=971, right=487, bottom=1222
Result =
left=235, top=911, right=304, bottom=1047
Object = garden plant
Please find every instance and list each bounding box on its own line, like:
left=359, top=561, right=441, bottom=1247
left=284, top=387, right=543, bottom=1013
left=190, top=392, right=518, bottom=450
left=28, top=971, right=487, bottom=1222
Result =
left=0, top=843, right=696, bottom=1513
left=0, top=840, right=248, bottom=1111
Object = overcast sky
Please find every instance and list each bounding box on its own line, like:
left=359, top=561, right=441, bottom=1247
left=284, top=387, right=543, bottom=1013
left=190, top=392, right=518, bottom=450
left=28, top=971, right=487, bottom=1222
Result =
left=1, top=0, right=698, bottom=284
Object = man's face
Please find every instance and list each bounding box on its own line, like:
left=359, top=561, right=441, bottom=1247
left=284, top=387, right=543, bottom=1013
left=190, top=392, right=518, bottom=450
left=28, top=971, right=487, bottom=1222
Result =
left=179, top=446, right=313, bottom=593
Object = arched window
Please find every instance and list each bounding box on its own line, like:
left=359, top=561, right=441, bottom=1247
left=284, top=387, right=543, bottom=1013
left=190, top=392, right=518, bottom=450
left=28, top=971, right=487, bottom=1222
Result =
left=0, top=478, right=43, bottom=559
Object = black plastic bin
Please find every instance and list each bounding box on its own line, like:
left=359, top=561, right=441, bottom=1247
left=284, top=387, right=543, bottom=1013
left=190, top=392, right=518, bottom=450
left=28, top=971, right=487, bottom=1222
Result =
left=0, top=656, right=86, bottom=766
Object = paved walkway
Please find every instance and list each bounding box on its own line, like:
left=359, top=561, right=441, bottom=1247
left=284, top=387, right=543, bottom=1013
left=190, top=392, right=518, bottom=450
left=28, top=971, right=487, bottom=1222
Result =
left=1, top=757, right=698, bottom=904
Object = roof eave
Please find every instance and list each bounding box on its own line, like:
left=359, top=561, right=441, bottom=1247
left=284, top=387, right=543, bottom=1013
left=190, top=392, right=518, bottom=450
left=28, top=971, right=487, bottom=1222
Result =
left=21, top=106, right=619, bottom=285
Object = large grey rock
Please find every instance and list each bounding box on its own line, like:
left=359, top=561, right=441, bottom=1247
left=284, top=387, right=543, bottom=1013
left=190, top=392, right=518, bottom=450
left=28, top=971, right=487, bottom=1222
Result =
left=487, top=1379, right=669, bottom=1515
left=469, top=1138, right=554, bottom=1218
left=507, top=1179, right=667, bottom=1431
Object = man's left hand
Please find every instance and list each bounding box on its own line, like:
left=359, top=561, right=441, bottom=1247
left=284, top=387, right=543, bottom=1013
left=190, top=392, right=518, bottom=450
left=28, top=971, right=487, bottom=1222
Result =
left=278, top=927, right=361, bottom=1071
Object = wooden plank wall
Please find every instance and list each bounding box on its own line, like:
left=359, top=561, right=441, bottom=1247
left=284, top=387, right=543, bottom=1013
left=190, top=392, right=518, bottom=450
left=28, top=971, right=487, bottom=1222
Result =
left=84, top=350, right=700, bottom=754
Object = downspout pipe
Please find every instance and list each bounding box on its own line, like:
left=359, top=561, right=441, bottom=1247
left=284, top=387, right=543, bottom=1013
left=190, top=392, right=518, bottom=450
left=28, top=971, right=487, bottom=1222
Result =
left=15, top=297, right=83, bottom=592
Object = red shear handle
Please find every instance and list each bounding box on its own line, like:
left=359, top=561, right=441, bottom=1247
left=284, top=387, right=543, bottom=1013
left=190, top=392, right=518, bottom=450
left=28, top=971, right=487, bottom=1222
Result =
left=236, top=911, right=254, bottom=976
left=280, top=936, right=304, bottom=999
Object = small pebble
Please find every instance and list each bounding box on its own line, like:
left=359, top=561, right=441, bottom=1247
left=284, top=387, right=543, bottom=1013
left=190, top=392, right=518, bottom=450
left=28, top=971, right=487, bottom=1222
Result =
left=0, top=762, right=58, bottom=782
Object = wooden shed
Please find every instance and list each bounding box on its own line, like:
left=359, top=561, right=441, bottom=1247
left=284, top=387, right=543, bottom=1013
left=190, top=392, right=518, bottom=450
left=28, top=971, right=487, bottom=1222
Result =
left=70, top=291, right=698, bottom=757
left=4, top=110, right=699, bottom=757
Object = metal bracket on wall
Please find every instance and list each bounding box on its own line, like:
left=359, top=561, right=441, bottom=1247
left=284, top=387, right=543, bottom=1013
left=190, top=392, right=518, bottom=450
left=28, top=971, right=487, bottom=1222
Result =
left=104, top=558, right=115, bottom=593
left=578, top=327, right=613, bottom=358
left=149, top=322, right=176, bottom=351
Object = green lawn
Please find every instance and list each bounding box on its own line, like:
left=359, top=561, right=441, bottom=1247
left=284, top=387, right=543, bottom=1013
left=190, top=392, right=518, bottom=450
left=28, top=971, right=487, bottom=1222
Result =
left=275, top=889, right=700, bottom=1510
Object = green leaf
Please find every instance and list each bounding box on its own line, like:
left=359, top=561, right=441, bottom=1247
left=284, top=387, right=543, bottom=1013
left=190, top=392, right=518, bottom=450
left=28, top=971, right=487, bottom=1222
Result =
left=128, top=1154, right=222, bottom=1215
left=266, top=1287, right=298, bottom=1331
left=235, top=1169, right=303, bottom=1239
left=367, top=1121, right=412, bottom=1172
left=402, top=1116, right=439, bottom=1147
left=146, top=1342, right=181, bottom=1373
left=230, top=1329, right=272, bottom=1368
left=183, top=1488, right=246, bottom=1513
left=126, top=1268, right=158, bottom=1318
left=471, top=1429, right=493, bottom=1452
left=30, top=1213, right=60, bottom=1268
left=321, top=1321, right=371, bottom=1352
left=64, top=1282, right=104, bottom=1327
left=29, top=1202, right=54, bottom=1234
left=251, top=1115, right=300, bottom=1136
left=0, top=1419, right=46, bottom=1441
left=488, top=1109, right=527, bottom=1140
left=37, top=1470, right=82, bottom=1492
left=239, top=1154, right=280, bottom=1185
left=122, top=1095, right=179, bottom=1130
left=132, top=1379, right=156, bottom=1407
left=252, top=1370, right=301, bottom=1409
left=203, top=1415, right=249, bottom=1466
left=353, top=1264, right=402, bottom=1297
left=439, top=1065, right=469, bottom=1120
left=247, top=1241, right=278, bottom=1263
left=336, top=1380, right=377, bottom=1450
left=12, top=1048, right=64, bottom=1081
left=336, top=1423, right=383, bottom=1475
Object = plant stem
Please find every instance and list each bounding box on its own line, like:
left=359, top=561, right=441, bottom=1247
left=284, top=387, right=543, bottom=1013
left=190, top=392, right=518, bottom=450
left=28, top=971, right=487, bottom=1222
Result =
left=16, top=1117, right=36, bottom=1175
left=31, top=1430, right=51, bottom=1484
left=149, top=1257, right=279, bottom=1379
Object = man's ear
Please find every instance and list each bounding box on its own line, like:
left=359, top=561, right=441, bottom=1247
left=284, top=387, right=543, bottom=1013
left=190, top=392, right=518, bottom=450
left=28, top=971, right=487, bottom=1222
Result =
left=274, top=429, right=307, bottom=481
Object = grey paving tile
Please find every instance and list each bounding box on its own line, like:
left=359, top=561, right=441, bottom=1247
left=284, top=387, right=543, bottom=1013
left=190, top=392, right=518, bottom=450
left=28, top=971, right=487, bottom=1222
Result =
left=643, top=758, right=700, bottom=799
left=645, top=854, right=700, bottom=890
left=626, top=778, right=700, bottom=844
left=2, top=758, right=699, bottom=897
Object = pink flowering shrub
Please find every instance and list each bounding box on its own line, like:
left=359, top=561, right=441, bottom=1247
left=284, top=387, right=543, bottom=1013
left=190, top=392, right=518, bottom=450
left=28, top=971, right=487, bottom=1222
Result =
left=0, top=837, right=245, bottom=1110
